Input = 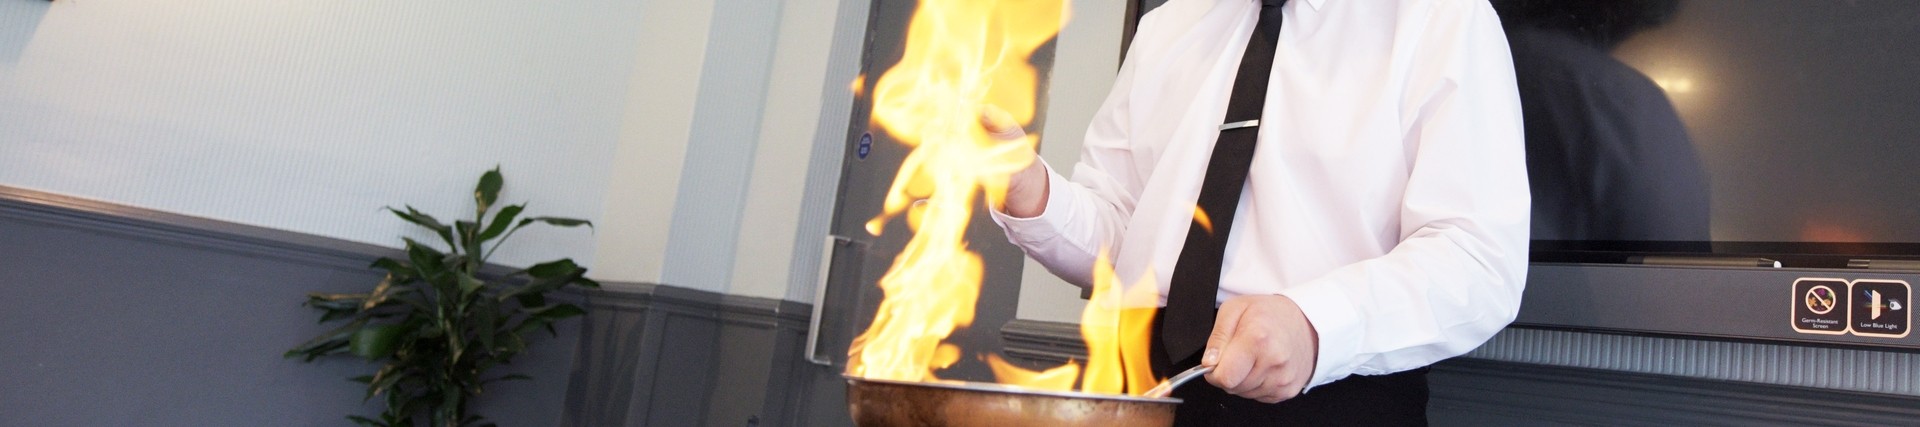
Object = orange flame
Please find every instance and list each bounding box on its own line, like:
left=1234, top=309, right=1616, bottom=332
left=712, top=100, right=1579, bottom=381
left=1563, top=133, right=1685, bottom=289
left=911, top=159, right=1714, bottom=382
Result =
left=847, top=0, right=1160, bottom=396
left=846, top=0, right=1065, bottom=384
left=985, top=251, right=1161, bottom=395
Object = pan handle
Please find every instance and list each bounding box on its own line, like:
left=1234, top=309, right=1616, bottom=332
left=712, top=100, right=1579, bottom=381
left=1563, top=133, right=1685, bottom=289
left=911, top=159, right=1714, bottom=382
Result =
left=805, top=234, right=853, bottom=366
left=1144, top=365, right=1214, bottom=398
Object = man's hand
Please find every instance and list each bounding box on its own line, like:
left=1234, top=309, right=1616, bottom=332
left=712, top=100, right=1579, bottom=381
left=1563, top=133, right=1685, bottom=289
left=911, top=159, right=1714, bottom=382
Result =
left=980, top=105, right=1049, bottom=218
left=1201, top=295, right=1319, bottom=403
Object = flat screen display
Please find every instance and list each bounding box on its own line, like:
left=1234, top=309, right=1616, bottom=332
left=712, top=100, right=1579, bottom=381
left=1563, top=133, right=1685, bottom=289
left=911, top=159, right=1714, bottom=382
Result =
left=1495, top=0, right=1920, bottom=263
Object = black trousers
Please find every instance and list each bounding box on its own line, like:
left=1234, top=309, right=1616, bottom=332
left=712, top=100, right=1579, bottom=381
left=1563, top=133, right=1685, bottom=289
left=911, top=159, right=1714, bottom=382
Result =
left=1149, top=309, right=1429, bottom=426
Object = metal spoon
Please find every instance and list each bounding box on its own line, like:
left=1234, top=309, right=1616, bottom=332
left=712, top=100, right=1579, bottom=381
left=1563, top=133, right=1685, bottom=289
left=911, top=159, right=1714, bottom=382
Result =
left=1143, top=365, right=1213, bottom=398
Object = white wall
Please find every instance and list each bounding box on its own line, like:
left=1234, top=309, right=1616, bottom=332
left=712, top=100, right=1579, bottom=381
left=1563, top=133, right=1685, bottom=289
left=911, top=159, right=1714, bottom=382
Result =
left=0, top=0, right=647, bottom=268
left=591, top=0, right=870, bottom=299
left=0, top=0, right=1116, bottom=306
left=0, top=0, right=862, bottom=293
left=728, top=0, right=868, bottom=300
left=591, top=0, right=717, bottom=283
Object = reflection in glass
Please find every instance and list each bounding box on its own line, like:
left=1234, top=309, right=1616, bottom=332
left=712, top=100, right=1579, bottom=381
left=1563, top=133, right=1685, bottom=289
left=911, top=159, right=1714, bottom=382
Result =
left=1497, top=1, right=1920, bottom=250
left=1495, top=0, right=1711, bottom=242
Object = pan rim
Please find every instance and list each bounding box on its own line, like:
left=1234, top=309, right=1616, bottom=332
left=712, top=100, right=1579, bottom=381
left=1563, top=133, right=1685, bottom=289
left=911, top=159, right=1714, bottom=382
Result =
left=844, top=374, right=1184, bottom=405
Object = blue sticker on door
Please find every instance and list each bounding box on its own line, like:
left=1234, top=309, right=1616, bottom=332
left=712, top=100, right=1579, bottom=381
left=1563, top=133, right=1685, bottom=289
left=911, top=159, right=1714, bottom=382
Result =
left=857, top=133, right=873, bottom=160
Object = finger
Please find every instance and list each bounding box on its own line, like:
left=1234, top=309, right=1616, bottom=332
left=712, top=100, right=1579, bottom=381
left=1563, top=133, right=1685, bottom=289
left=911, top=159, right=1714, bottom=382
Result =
left=979, top=105, right=1026, bottom=140
left=1203, top=299, right=1245, bottom=368
left=1204, top=309, right=1253, bottom=390
left=1254, top=391, right=1289, bottom=404
left=1226, top=349, right=1278, bottom=396
left=1239, top=365, right=1293, bottom=403
left=1250, top=383, right=1288, bottom=404
left=1205, top=342, right=1256, bottom=392
left=1264, top=377, right=1305, bottom=403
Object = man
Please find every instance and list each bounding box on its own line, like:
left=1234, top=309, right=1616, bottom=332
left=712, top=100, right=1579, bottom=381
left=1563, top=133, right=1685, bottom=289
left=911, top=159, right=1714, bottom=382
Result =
left=985, top=0, right=1530, bottom=424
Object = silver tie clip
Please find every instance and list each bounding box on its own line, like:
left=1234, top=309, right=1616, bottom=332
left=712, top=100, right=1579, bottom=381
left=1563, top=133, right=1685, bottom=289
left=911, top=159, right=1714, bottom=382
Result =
left=1219, top=120, right=1260, bottom=131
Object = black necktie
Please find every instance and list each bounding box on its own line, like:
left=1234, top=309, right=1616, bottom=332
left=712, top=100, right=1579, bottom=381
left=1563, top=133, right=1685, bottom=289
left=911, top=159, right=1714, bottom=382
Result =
left=1161, top=0, right=1287, bottom=364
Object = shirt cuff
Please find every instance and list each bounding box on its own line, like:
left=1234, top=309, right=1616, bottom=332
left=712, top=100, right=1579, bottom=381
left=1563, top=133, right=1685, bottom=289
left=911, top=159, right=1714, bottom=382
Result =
left=988, top=161, right=1078, bottom=247
left=1277, top=278, right=1363, bottom=393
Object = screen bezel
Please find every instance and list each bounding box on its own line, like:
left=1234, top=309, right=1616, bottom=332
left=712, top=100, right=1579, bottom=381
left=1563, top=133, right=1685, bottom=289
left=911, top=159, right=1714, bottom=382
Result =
left=1530, top=240, right=1920, bottom=268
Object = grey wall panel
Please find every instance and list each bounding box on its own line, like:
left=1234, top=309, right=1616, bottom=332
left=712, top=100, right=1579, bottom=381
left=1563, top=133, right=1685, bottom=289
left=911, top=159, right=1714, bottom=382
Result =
left=1469, top=327, right=1920, bottom=396
left=561, top=292, right=658, bottom=427
left=568, top=284, right=728, bottom=427
left=1429, top=358, right=1920, bottom=427
left=560, top=283, right=820, bottom=427
left=705, top=297, right=814, bottom=427
left=644, top=314, right=723, bottom=427
left=0, top=186, right=578, bottom=427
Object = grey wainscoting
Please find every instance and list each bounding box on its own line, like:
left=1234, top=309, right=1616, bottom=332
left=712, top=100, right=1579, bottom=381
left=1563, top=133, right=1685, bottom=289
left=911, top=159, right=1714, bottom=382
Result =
left=998, top=319, right=1920, bottom=426
left=559, top=282, right=831, bottom=427
left=0, top=186, right=579, bottom=426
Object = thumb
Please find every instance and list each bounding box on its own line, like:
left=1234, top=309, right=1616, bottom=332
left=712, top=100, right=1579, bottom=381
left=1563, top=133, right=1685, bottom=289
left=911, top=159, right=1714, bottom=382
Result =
left=979, top=105, right=1026, bottom=141
left=1202, top=301, right=1243, bottom=367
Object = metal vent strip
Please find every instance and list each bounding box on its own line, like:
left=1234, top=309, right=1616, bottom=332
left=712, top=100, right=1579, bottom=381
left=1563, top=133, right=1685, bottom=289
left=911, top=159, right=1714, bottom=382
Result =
left=1467, top=328, right=1920, bottom=396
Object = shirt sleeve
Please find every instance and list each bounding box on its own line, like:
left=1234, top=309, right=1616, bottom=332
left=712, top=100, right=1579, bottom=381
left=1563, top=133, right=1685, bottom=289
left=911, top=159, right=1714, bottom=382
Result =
left=988, top=29, right=1146, bottom=289
left=1276, top=0, right=1532, bottom=391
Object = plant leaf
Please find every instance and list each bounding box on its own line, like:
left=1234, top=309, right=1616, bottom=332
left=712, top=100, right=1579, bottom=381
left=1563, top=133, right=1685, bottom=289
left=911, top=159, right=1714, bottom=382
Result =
left=513, top=292, right=545, bottom=308
left=485, top=374, right=531, bottom=384
left=474, top=297, right=498, bottom=354
left=361, top=275, right=397, bottom=311
left=455, top=220, right=478, bottom=257
left=389, top=206, right=456, bottom=250
left=285, top=318, right=368, bottom=361
left=403, top=238, right=447, bottom=286
left=518, top=216, right=593, bottom=229
left=303, top=292, right=369, bottom=317
left=369, top=258, right=416, bottom=282
left=475, top=167, right=503, bottom=215
left=318, top=307, right=360, bottom=323
left=526, top=303, right=586, bottom=320
left=346, top=415, right=387, bottom=427
left=403, top=238, right=443, bottom=268
left=365, top=363, right=408, bottom=401
left=524, top=259, right=580, bottom=279
left=457, top=273, right=485, bottom=297
left=500, top=258, right=593, bottom=306
left=476, top=204, right=524, bottom=243
left=514, top=304, right=585, bottom=336
left=350, top=324, right=408, bottom=360
left=439, top=390, right=463, bottom=427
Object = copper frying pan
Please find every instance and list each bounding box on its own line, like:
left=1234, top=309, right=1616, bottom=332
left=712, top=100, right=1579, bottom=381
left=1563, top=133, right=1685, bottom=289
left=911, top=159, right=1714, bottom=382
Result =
left=844, top=366, right=1211, bottom=427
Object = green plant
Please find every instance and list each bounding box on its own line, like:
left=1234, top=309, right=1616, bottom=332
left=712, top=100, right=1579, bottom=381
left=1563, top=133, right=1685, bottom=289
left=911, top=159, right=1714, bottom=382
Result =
left=286, top=168, right=598, bottom=427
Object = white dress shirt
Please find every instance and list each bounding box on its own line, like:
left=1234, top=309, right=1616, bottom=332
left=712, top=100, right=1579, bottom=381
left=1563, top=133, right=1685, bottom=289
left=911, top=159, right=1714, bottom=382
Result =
left=992, top=0, right=1530, bottom=390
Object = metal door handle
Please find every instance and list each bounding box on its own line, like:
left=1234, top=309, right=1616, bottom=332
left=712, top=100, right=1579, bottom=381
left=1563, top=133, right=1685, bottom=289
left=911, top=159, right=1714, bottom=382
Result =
left=805, top=234, right=854, bottom=366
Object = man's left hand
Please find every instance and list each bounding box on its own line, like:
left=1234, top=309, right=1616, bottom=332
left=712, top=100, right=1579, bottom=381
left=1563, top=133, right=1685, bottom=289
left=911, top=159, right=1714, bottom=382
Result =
left=1200, top=294, right=1319, bottom=403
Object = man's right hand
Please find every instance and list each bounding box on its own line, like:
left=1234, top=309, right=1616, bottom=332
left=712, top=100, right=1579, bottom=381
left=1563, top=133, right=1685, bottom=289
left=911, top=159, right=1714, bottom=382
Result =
left=981, top=106, right=1050, bottom=218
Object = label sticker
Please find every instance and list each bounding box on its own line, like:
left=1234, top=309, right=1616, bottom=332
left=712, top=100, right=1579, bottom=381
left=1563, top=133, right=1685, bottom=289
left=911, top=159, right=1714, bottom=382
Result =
left=857, top=133, right=873, bottom=160
left=1849, top=279, right=1910, bottom=338
left=1791, top=278, right=1851, bottom=335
